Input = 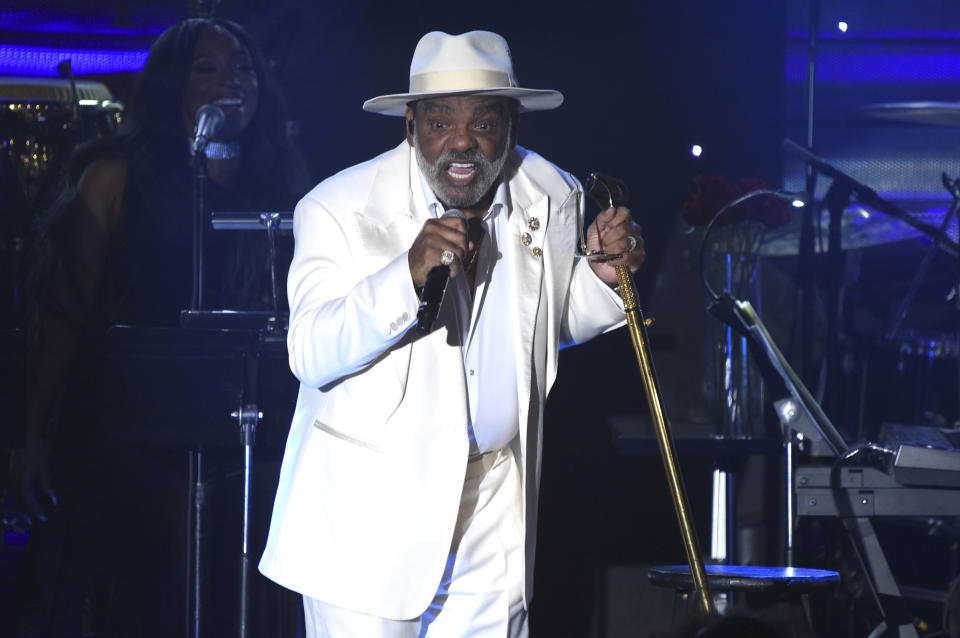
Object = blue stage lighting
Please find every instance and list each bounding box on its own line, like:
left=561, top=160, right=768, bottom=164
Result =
left=786, top=49, right=960, bottom=84
left=0, top=45, right=149, bottom=76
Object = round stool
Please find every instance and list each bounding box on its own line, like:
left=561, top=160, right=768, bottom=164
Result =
left=648, top=564, right=840, bottom=630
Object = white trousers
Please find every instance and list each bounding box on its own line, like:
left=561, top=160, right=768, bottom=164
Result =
left=304, top=446, right=527, bottom=638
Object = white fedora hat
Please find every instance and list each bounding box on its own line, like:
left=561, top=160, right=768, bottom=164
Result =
left=362, top=30, right=564, bottom=116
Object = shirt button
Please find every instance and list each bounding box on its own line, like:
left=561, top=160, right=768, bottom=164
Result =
left=469, top=369, right=475, bottom=376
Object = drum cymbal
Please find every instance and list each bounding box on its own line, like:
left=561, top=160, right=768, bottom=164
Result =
left=757, top=206, right=952, bottom=256
left=0, top=76, right=113, bottom=102
left=860, top=101, right=960, bottom=127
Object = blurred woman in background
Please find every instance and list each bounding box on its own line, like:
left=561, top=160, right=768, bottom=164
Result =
left=15, top=17, right=308, bottom=637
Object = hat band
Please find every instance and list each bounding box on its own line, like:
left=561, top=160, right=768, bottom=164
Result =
left=409, top=69, right=515, bottom=94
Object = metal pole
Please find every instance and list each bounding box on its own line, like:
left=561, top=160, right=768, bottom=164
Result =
left=191, top=447, right=205, bottom=638
left=192, top=153, right=208, bottom=311
left=785, top=435, right=794, bottom=567
left=260, top=212, right=282, bottom=322
left=233, top=402, right=260, bottom=637
left=239, top=439, right=252, bottom=638
left=799, top=0, right=820, bottom=385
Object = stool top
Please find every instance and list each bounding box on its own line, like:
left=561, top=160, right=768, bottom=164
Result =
left=647, top=564, right=841, bottom=593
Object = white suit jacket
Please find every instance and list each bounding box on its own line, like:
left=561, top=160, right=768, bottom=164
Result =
left=260, top=141, right=626, bottom=619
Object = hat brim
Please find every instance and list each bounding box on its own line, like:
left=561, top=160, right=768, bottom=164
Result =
left=362, top=87, right=563, bottom=116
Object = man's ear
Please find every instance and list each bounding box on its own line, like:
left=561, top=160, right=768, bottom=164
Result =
left=405, top=108, right=416, bottom=146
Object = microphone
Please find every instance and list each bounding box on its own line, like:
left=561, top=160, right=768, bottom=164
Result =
left=415, top=209, right=467, bottom=336
left=191, top=104, right=225, bottom=155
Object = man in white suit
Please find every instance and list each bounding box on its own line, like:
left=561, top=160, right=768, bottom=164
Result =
left=260, top=30, right=645, bottom=637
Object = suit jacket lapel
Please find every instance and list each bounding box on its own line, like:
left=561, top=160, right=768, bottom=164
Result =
left=506, top=159, right=548, bottom=474
left=355, top=141, right=423, bottom=264
left=352, top=142, right=426, bottom=395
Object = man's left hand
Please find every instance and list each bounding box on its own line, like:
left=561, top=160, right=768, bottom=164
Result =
left=584, top=206, right=645, bottom=285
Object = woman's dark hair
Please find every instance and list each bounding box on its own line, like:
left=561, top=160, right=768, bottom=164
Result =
left=29, top=18, right=307, bottom=322
left=124, top=17, right=307, bottom=197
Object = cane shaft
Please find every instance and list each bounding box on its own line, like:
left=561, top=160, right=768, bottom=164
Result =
left=615, top=264, right=714, bottom=614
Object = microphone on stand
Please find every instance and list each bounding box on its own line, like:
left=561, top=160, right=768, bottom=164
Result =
left=189, top=104, right=225, bottom=311
left=191, top=104, right=225, bottom=155
left=415, top=209, right=467, bottom=336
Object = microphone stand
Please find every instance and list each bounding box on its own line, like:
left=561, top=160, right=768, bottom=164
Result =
left=799, top=0, right=820, bottom=389
left=189, top=210, right=293, bottom=638
left=882, top=174, right=960, bottom=426
left=56, top=59, right=87, bottom=141
left=187, top=146, right=207, bottom=638
left=784, top=138, right=960, bottom=442
left=884, top=174, right=960, bottom=342
left=191, top=151, right=208, bottom=312
left=708, top=293, right=920, bottom=637
left=263, top=212, right=282, bottom=327
left=782, top=138, right=960, bottom=257
left=823, top=181, right=852, bottom=426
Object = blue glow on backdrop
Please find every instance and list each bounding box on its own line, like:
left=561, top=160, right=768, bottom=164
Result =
left=787, top=30, right=960, bottom=42
left=786, top=50, right=960, bottom=84
left=0, top=45, right=148, bottom=76
left=0, top=9, right=166, bottom=36
left=0, top=7, right=174, bottom=76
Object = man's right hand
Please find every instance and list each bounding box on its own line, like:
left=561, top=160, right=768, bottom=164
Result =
left=407, top=216, right=470, bottom=289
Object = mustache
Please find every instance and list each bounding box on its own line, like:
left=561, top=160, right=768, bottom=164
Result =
left=435, top=149, right=487, bottom=165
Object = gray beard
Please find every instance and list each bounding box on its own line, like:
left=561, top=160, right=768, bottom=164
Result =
left=414, top=127, right=511, bottom=210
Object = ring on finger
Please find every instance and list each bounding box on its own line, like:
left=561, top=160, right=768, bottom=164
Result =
left=440, top=249, right=456, bottom=266
left=626, top=235, right=638, bottom=252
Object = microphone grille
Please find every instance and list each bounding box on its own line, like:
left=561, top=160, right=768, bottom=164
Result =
left=441, top=209, right=467, bottom=222
left=195, top=103, right=225, bottom=128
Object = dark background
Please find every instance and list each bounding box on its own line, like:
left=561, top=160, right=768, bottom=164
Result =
left=5, top=0, right=960, bottom=636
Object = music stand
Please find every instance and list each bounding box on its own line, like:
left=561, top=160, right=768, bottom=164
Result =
left=100, top=324, right=295, bottom=638
left=178, top=209, right=293, bottom=638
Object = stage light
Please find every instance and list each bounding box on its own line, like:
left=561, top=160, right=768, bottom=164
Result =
left=691, top=144, right=703, bottom=157
left=838, top=21, right=849, bottom=33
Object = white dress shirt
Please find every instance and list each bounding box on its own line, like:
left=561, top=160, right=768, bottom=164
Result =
left=416, top=167, right=520, bottom=455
